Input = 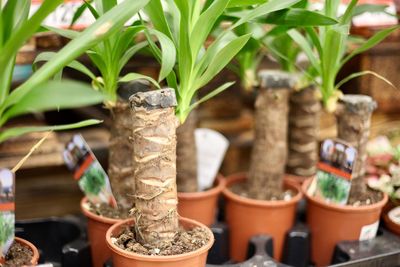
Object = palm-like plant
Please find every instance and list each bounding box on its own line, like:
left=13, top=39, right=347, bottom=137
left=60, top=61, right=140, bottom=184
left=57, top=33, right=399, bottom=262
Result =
left=38, top=0, right=174, bottom=208
left=288, top=0, right=398, bottom=112
left=0, top=0, right=151, bottom=143
left=289, top=0, right=398, bottom=203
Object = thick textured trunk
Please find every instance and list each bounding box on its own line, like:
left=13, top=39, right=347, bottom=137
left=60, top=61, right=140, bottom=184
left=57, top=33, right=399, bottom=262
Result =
left=130, top=88, right=179, bottom=247
left=287, top=86, right=321, bottom=177
left=336, top=95, right=376, bottom=201
left=108, top=101, right=134, bottom=208
left=248, top=70, right=292, bottom=200
left=108, top=81, right=150, bottom=208
left=176, top=110, right=198, bottom=192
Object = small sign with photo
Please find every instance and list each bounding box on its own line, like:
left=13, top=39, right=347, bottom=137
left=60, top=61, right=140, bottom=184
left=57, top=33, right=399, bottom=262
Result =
left=311, top=139, right=358, bottom=205
left=0, top=169, right=15, bottom=259
left=63, top=134, right=117, bottom=208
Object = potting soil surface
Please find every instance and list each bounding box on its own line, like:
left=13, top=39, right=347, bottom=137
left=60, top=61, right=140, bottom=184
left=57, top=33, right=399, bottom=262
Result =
left=347, top=189, right=383, bottom=206
left=230, top=182, right=294, bottom=201
left=2, top=242, right=33, bottom=267
left=113, top=226, right=210, bottom=256
left=89, top=202, right=131, bottom=219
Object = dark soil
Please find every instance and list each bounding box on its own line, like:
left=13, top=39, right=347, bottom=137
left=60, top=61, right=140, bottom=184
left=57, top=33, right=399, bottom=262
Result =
left=1, top=241, right=33, bottom=267
left=230, top=180, right=294, bottom=201
left=347, top=188, right=383, bottom=206
left=112, top=226, right=210, bottom=256
left=89, top=202, right=131, bottom=219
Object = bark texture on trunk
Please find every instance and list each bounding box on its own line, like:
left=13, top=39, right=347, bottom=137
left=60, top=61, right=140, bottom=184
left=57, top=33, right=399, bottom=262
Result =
left=108, top=81, right=151, bottom=208
left=108, top=101, right=135, bottom=208
left=287, top=86, right=321, bottom=177
left=130, top=89, right=179, bottom=247
left=248, top=70, right=292, bottom=200
left=336, top=95, right=376, bottom=201
left=176, top=110, right=198, bottom=192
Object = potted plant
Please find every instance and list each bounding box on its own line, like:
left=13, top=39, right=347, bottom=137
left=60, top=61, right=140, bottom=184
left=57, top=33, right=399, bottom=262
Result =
left=222, top=3, right=338, bottom=262
left=35, top=1, right=172, bottom=266
left=264, top=22, right=321, bottom=184
left=288, top=0, right=398, bottom=265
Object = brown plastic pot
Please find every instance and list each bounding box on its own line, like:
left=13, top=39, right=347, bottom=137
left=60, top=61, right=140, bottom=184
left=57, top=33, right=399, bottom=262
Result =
left=81, top=197, right=122, bottom=267
left=223, top=173, right=302, bottom=262
left=178, top=175, right=225, bottom=226
left=0, top=237, right=40, bottom=266
left=302, top=178, right=388, bottom=267
left=106, top=217, right=214, bottom=267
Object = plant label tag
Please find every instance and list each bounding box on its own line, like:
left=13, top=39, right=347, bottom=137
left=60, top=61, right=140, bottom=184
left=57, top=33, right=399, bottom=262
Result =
left=195, top=129, right=229, bottom=191
left=313, top=139, right=358, bottom=205
left=0, top=169, right=15, bottom=259
left=359, top=221, right=379, bottom=241
left=63, top=134, right=117, bottom=207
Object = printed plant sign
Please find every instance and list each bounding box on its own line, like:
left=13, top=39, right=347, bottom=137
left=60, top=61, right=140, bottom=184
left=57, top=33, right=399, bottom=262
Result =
left=0, top=169, right=15, bottom=259
left=63, top=134, right=116, bottom=207
left=313, top=139, right=358, bottom=205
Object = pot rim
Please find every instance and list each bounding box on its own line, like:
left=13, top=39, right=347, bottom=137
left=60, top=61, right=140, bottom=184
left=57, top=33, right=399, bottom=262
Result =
left=302, top=177, right=388, bottom=213
left=178, top=175, right=226, bottom=200
left=106, top=217, right=214, bottom=262
left=14, top=237, right=40, bottom=265
left=80, top=197, right=123, bottom=224
left=222, top=172, right=303, bottom=207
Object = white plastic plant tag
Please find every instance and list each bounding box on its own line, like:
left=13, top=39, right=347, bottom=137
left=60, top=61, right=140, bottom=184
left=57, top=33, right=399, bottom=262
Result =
left=388, top=206, right=400, bottom=225
left=63, top=134, right=117, bottom=207
left=195, top=129, right=229, bottom=191
left=359, top=221, right=379, bottom=241
left=0, top=169, right=15, bottom=259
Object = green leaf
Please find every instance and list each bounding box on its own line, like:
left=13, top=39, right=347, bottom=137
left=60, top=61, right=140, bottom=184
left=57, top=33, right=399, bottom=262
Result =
left=231, top=0, right=301, bottom=29
left=190, top=0, right=230, bottom=59
left=288, top=29, right=319, bottom=70
left=85, top=0, right=100, bottom=19
left=263, top=8, right=338, bottom=26
left=352, top=4, right=389, bottom=17
left=227, top=0, right=266, bottom=8
left=43, top=25, right=80, bottom=39
left=0, top=120, right=102, bottom=143
left=118, top=41, right=148, bottom=73
left=336, top=70, right=396, bottom=90
left=144, top=0, right=174, bottom=41
left=34, top=52, right=96, bottom=81
left=340, top=0, right=358, bottom=25
left=70, top=1, right=90, bottom=27
left=342, top=26, right=399, bottom=66
left=2, top=80, right=104, bottom=123
left=119, top=73, right=160, bottom=89
left=197, top=34, right=251, bottom=89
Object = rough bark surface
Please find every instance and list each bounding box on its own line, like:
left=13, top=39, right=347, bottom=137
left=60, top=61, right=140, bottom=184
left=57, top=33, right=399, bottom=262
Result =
left=336, top=95, right=377, bottom=202
left=108, top=101, right=135, bottom=208
left=108, top=81, right=150, bottom=208
left=248, top=71, right=291, bottom=200
left=176, top=110, right=198, bottom=192
left=130, top=89, right=179, bottom=247
left=287, top=87, right=321, bottom=177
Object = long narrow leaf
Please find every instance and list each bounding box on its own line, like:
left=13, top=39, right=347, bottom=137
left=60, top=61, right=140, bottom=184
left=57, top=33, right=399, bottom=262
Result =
left=188, top=81, right=235, bottom=112
left=336, top=70, right=396, bottom=90
left=119, top=73, right=160, bottom=89
left=0, top=120, right=102, bottom=143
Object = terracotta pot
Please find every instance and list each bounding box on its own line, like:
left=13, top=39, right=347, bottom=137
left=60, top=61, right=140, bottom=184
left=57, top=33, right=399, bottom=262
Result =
left=302, top=178, right=388, bottom=267
left=284, top=173, right=315, bottom=187
left=383, top=204, right=400, bottom=236
left=106, top=217, right=214, bottom=267
left=223, top=173, right=302, bottom=262
left=81, top=197, right=122, bottom=267
left=178, top=175, right=225, bottom=226
left=0, top=237, right=40, bottom=266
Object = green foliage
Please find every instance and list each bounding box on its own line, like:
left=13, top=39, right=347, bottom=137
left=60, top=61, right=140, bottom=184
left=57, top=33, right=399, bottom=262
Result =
left=42, top=0, right=176, bottom=106
left=0, top=213, right=14, bottom=247
left=317, top=172, right=349, bottom=203
left=79, top=166, right=106, bottom=195
left=288, top=0, right=398, bottom=111
left=0, top=0, right=151, bottom=142
left=228, top=0, right=338, bottom=91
